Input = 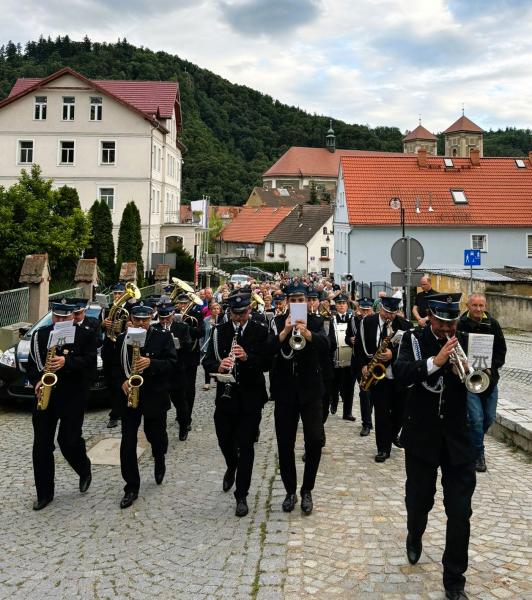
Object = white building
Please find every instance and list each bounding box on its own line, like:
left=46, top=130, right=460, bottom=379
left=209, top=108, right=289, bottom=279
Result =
left=0, top=67, right=190, bottom=269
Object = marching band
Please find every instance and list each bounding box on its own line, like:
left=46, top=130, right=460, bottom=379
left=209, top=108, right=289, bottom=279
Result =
left=26, top=273, right=506, bottom=600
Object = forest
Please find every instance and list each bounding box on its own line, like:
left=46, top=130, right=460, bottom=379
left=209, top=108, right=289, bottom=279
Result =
left=1, top=37, right=531, bottom=204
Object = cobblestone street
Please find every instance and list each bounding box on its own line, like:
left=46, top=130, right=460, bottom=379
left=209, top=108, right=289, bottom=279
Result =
left=0, top=367, right=531, bottom=599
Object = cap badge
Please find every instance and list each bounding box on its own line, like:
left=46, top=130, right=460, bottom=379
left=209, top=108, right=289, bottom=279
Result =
left=446, top=296, right=453, bottom=303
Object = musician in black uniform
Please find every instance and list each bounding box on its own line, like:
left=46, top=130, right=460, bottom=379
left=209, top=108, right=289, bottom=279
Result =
left=113, top=304, right=178, bottom=509
left=330, top=294, right=356, bottom=421
left=27, top=300, right=96, bottom=510
left=155, top=302, right=193, bottom=440
left=394, top=293, right=475, bottom=600
left=202, top=292, right=271, bottom=517
left=346, top=297, right=374, bottom=436
left=72, top=298, right=102, bottom=335
left=270, top=284, right=330, bottom=515
left=354, top=296, right=410, bottom=462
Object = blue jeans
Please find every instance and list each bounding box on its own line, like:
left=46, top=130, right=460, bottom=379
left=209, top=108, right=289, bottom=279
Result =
left=467, top=386, right=498, bottom=458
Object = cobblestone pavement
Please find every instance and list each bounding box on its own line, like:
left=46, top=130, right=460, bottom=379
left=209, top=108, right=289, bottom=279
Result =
left=1, top=375, right=531, bottom=599
left=497, top=333, right=532, bottom=411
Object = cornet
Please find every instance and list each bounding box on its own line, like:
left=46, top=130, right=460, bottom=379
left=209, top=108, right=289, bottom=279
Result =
left=446, top=335, right=490, bottom=394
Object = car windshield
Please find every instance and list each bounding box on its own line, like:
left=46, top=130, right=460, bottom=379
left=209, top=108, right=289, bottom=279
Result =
left=24, top=305, right=102, bottom=339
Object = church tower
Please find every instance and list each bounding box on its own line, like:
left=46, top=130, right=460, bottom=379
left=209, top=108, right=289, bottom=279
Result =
left=325, top=119, right=336, bottom=153
left=443, top=112, right=484, bottom=157
left=403, top=120, right=438, bottom=155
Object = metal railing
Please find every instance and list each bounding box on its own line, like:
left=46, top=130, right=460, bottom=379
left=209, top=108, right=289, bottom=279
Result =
left=0, top=287, right=29, bottom=327
left=138, top=284, right=158, bottom=297
left=48, top=287, right=83, bottom=301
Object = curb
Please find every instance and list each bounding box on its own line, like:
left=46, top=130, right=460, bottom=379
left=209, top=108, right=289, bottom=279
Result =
left=490, top=397, right=532, bottom=454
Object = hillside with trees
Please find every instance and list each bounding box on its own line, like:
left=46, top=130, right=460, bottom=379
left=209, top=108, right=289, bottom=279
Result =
left=1, top=37, right=531, bottom=205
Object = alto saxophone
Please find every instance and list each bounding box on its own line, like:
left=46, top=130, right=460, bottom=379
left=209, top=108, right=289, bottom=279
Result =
left=360, top=334, right=392, bottom=392
left=37, top=346, right=58, bottom=411
left=127, top=341, right=144, bottom=409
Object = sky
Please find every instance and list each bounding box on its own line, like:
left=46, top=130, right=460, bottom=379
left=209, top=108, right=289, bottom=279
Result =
left=3, top=0, right=532, bottom=132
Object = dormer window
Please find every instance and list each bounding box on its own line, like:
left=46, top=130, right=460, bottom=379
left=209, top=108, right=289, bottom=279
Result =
left=34, top=96, right=47, bottom=120
left=62, top=97, right=75, bottom=120
left=451, top=189, right=467, bottom=204
left=444, top=158, right=454, bottom=168
left=515, top=159, right=526, bottom=168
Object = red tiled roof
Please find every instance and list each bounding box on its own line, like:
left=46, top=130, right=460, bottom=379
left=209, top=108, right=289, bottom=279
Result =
left=403, top=124, right=437, bottom=141
left=219, top=206, right=294, bottom=243
left=443, top=115, right=483, bottom=134
left=341, top=154, right=532, bottom=228
left=2, top=67, right=181, bottom=130
left=263, top=146, right=404, bottom=178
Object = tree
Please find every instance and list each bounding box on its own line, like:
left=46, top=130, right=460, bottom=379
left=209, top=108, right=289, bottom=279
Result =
left=116, top=201, right=144, bottom=285
left=309, top=180, right=320, bottom=205
left=208, top=211, right=224, bottom=253
left=0, top=165, right=91, bottom=290
left=170, top=244, right=194, bottom=281
left=85, top=200, right=115, bottom=285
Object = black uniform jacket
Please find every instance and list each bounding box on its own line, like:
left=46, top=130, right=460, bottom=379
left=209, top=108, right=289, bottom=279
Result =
left=353, top=313, right=410, bottom=375
left=394, top=327, right=474, bottom=466
left=153, top=320, right=192, bottom=391
left=181, top=313, right=204, bottom=368
left=202, top=319, right=271, bottom=415
left=346, top=314, right=363, bottom=375
left=457, top=311, right=506, bottom=394
left=27, top=324, right=97, bottom=415
left=112, top=326, right=178, bottom=417
left=269, top=312, right=330, bottom=403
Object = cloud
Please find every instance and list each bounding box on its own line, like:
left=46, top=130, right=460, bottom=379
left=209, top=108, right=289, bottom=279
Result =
left=218, top=0, right=321, bottom=35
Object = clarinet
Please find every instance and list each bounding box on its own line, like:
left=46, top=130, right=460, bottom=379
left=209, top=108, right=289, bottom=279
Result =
left=221, top=325, right=242, bottom=400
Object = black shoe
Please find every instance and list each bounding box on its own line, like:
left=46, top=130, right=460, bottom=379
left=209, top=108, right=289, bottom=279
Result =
left=360, top=426, right=371, bottom=437
left=79, top=470, right=92, bottom=494
left=330, top=403, right=337, bottom=415
left=32, top=496, right=53, bottom=511
left=374, top=451, right=390, bottom=463
left=475, top=455, right=487, bottom=472
left=154, top=457, right=166, bottom=485
left=342, top=415, right=356, bottom=422
left=255, top=429, right=260, bottom=443
left=282, top=493, right=297, bottom=512
left=445, top=591, right=469, bottom=600
left=107, top=417, right=119, bottom=428
left=300, top=490, right=313, bottom=515
left=178, top=426, right=188, bottom=441
left=120, top=491, right=138, bottom=509
left=187, top=424, right=192, bottom=432
left=406, top=533, right=422, bottom=564
left=235, top=497, right=248, bottom=517
left=392, top=436, right=403, bottom=448
left=223, top=467, right=236, bottom=492
left=301, top=452, right=306, bottom=462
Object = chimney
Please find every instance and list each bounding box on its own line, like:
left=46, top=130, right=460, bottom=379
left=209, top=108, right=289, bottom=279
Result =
left=470, top=148, right=480, bottom=166
left=417, top=148, right=427, bottom=167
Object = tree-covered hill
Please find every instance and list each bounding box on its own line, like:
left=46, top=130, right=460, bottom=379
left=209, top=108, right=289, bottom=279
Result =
left=1, top=37, right=531, bottom=204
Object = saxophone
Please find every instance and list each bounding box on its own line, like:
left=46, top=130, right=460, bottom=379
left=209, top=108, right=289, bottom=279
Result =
left=127, top=341, right=144, bottom=409
left=360, top=334, right=392, bottom=392
left=37, top=346, right=58, bottom=411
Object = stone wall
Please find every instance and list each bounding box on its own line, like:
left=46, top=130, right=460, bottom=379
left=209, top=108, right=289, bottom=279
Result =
left=485, top=292, right=532, bottom=331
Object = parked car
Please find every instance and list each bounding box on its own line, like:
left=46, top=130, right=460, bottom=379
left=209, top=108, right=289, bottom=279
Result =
left=234, top=266, right=274, bottom=281
left=0, top=303, right=107, bottom=402
left=229, top=273, right=251, bottom=286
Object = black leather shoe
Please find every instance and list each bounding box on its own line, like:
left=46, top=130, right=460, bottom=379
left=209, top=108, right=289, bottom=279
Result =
left=406, top=533, right=422, bottom=564
left=235, top=498, right=248, bottom=517
left=445, top=590, right=469, bottom=600
left=375, top=452, right=390, bottom=463
left=107, top=417, right=119, bottom=428
left=187, top=424, right=192, bottom=432
left=360, top=426, right=371, bottom=437
left=79, top=470, right=92, bottom=493
left=475, top=455, right=487, bottom=472
left=120, top=491, right=138, bottom=509
left=154, top=457, right=166, bottom=485
left=392, top=436, right=403, bottom=448
left=342, top=415, right=356, bottom=422
left=282, top=493, right=297, bottom=512
left=178, top=426, right=188, bottom=441
left=33, top=496, right=53, bottom=511
left=300, top=490, right=313, bottom=515
left=223, top=468, right=236, bottom=492
left=330, top=403, right=337, bottom=415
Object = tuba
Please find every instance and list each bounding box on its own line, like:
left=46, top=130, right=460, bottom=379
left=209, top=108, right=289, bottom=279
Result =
left=37, top=346, right=58, bottom=411
left=106, top=282, right=141, bottom=342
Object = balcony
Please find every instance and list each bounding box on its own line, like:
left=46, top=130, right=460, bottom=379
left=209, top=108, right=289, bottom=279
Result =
left=164, top=212, right=179, bottom=224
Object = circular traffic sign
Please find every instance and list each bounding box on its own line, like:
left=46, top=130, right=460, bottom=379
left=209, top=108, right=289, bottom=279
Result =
left=391, top=237, right=424, bottom=270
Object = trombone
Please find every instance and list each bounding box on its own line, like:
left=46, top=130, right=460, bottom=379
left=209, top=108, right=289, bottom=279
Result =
left=446, top=334, right=490, bottom=394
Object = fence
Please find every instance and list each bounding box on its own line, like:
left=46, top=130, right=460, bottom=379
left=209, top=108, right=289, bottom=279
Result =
left=352, top=281, right=392, bottom=299
left=0, top=287, right=29, bottom=327
left=48, top=287, right=82, bottom=301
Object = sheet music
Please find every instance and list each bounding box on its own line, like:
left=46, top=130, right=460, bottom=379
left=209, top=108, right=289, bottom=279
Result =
left=48, top=323, right=76, bottom=348
left=467, top=333, right=494, bottom=370
left=290, top=303, right=307, bottom=324
left=126, top=328, right=147, bottom=348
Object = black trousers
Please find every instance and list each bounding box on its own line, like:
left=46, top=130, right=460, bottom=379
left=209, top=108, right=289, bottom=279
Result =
left=274, top=394, right=324, bottom=494
left=120, top=409, right=168, bottom=493
left=184, top=364, right=198, bottom=425
left=405, top=450, right=476, bottom=592
left=214, top=406, right=262, bottom=499
left=32, top=407, right=90, bottom=501
left=170, top=387, right=188, bottom=429
left=371, top=378, right=404, bottom=454
left=355, top=374, right=373, bottom=429
left=331, top=367, right=354, bottom=417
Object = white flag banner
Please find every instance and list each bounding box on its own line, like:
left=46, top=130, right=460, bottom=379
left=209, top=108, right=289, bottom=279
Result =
left=190, top=199, right=209, bottom=228
left=467, top=333, right=494, bottom=371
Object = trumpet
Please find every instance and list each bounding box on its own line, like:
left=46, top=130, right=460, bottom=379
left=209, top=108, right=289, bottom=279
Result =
left=446, top=335, right=490, bottom=394
left=289, top=326, right=306, bottom=351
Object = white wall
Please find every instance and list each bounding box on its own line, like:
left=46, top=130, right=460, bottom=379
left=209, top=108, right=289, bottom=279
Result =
left=307, top=215, right=334, bottom=273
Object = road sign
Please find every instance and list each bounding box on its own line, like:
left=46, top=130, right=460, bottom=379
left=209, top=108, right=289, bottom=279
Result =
left=391, top=271, right=424, bottom=287
left=391, top=237, right=424, bottom=270
left=464, top=249, right=481, bottom=266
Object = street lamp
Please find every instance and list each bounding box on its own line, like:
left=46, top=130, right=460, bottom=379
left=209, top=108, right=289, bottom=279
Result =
left=389, top=197, right=405, bottom=237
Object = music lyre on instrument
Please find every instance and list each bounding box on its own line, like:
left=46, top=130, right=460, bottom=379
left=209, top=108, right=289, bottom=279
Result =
left=446, top=334, right=490, bottom=393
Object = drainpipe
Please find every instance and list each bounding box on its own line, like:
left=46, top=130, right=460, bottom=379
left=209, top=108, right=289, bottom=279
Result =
left=147, top=124, right=157, bottom=273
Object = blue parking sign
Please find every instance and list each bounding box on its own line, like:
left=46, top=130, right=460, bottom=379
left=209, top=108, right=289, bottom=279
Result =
left=464, top=249, right=481, bottom=266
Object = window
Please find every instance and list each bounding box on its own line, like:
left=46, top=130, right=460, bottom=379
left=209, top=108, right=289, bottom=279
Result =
left=516, top=159, right=526, bottom=169
left=451, top=189, right=468, bottom=204
left=471, top=234, right=488, bottom=252
left=269, top=242, right=275, bottom=253
left=281, top=243, right=286, bottom=254
left=99, top=187, right=114, bottom=211
left=18, top=140, right=33, bottom=164
left=322, top=226, right=328, bottom=234
left=34, top=96, right=47, bottom=120
left=59, top=141, right=75, bottom=164
left=100, top=141, right=116, bottom=164
left=62, top=97, right=75, bottom=120
left=321, top=246, right=329, bottom=257
left=444, top=158, right=454, bottom=168
left=528, top=234, right=532, bottom=258
left=90, top=97, right=102, bottom=121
